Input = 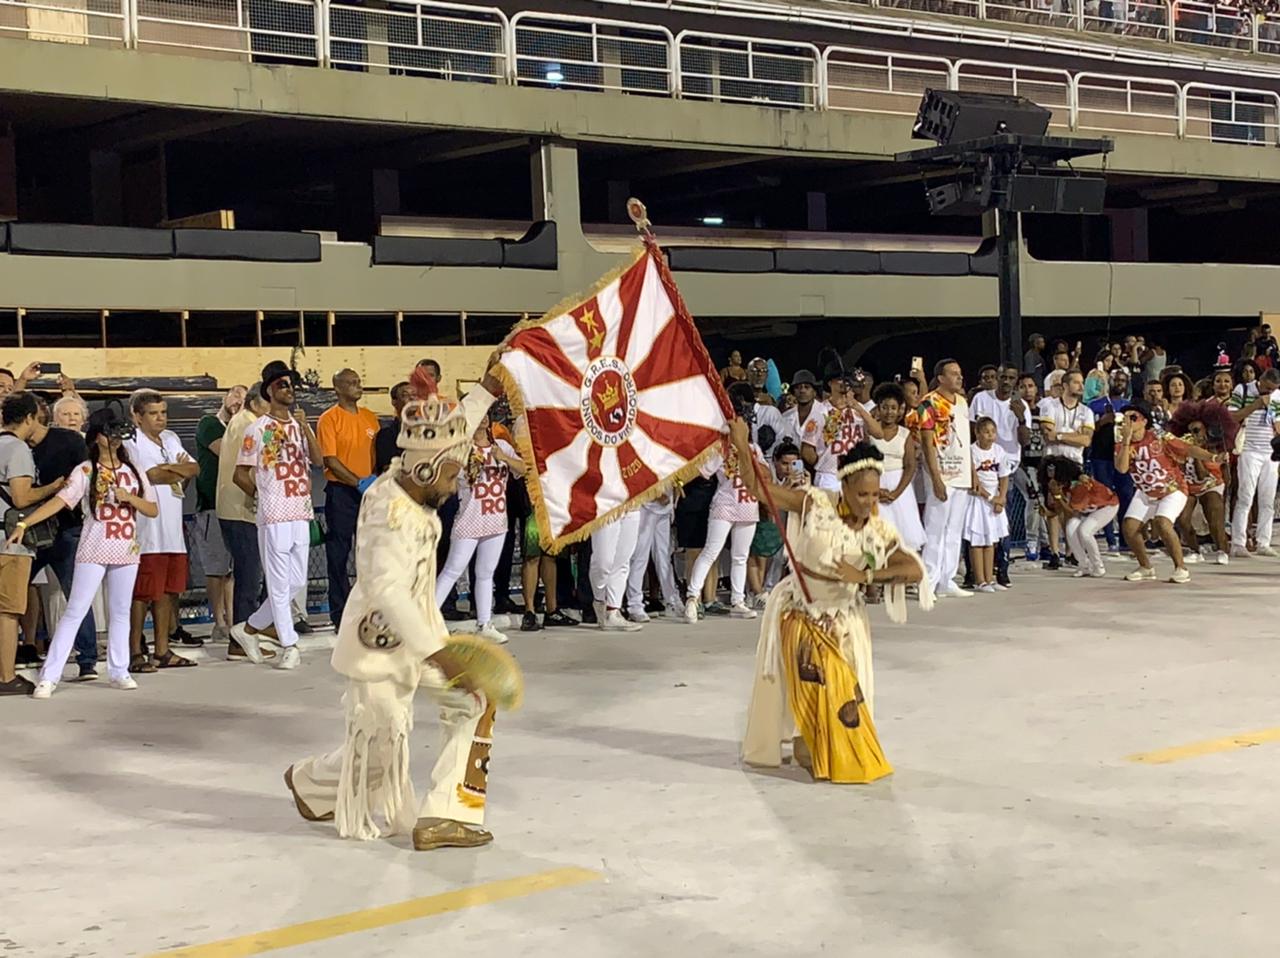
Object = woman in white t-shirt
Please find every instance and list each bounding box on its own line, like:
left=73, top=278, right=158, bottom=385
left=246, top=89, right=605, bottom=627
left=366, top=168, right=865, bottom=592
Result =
left=434, top=415, right=527, bottom=644
left=684, top=437, right=765, bottom=622
left=14, top=410, right=159, bottom=697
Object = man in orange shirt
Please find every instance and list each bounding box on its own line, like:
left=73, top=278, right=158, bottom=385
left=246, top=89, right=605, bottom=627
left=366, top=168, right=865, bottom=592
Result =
left=317, top=369, right=379, bottom=629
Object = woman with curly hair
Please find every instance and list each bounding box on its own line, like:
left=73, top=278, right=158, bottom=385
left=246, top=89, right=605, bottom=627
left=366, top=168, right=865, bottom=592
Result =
left=733, top=422, right=932, bottom=785
left=1160, top=369, right=1196, bottom=414
left=1167, top=401, right=1236, bottom=564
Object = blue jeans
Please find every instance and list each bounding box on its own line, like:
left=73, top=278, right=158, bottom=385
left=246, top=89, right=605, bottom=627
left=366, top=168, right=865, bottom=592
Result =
left=1090, top=458, right=1135, bottom=549
left=220, top=519, right=264, bottom=625
left=32, top=526, right=97, bottom=668
left=323, top=484, right=361, bottom=628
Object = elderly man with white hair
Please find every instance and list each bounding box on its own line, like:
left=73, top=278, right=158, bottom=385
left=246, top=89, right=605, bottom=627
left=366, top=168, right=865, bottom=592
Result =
left=52, top=395, right=88, bottom=433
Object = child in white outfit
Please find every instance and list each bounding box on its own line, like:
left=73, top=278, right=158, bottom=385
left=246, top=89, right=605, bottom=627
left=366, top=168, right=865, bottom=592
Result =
left=965, top=417, right=1014, bottom=592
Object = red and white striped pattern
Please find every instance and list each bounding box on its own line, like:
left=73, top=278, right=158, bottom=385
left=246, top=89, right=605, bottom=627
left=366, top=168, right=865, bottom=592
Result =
left=499, top=246, right=730, bottom=548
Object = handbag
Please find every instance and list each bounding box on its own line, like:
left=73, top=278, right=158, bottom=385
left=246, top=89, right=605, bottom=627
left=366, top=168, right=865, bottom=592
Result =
left=0, top=485, right=58, bottom=552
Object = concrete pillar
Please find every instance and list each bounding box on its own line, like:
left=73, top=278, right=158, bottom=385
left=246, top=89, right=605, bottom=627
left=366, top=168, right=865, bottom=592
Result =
left=89, top=149, right=123, bottom=225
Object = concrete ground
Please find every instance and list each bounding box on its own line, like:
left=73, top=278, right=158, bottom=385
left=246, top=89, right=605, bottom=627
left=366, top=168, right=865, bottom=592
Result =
left=4, top=553, right=1280, bottom=958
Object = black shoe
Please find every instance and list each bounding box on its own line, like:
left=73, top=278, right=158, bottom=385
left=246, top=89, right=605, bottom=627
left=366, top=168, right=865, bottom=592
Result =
left=1064, top=555, right=1079, bottom=568
left=543, top=609, right=579, bottom=628
left=0, top=675, right=35, bottom=696
left=171, top=626, right=204, bottom=648
left=644, top=599, right=664, bottom=614
left=76, top=665, right=99, bottom=681
left=1044, top=554, right=1062, bottom=571
left=961, top=576, right=975, bottom=590
left=579, top=606, right=598, bottom=625
left=15, top=644, right=42, bottom=666
left=293, top=618, right=314, bottom=635
left=520, top=611, right=543, bottom=633
left=494, top=599, right=524, bottom=615
left=996, top=574, right=1012, bottom=589
left=441, top=607, right=468, bottom=622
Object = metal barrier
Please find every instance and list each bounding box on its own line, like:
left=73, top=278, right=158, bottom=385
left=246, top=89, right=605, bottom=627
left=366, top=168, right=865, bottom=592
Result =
left=677, top=31, right=821, bottom=109
left=0, top=0, right=126, bottom=44
left=1183, top=82, right=1280, bottom=146
left=1082, top=0, right=1171, bottom=41
left=823, top=47, right=952, bottom=118
left=955, top=60, right=1073, bottom=130
left=8, top=0, right=1280, bottom=150
left=512, top=12, right=673, bottom=95
left=1171, top=1, right=1251, bottom=51
left=327, top=0, right=506, bottom=82
left=133, top=0, right=320, bottom=63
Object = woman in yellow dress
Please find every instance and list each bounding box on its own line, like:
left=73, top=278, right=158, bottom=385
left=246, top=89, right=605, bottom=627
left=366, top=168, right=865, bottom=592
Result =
left=728, top=418, right=934, bottom=784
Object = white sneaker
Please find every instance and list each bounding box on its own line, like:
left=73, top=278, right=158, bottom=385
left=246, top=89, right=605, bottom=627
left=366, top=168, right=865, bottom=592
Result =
left=1093, top=564, right=1107, bottom=578
left=601, top=609, right=642, bottom=633
left=1071, top=569, right=1089, bottom=579
left=1183, top=552, right=1201, bottom=564
left=230, top=623, right=266, bottom=664
left=663, top=601, right=684, bottom=620
left=1125, top=567, right=1157, bottom=582
left=32, top=680, right=55, bottom=699
left=683, top=597, right=699, bottom=624
left=1231, top=546, right=1251, bottom=558
left=1170, top=567, right=1191, bottom=584
left=729, top=602, right=758, bottom=619
left=943, top=586, right=974, bottom=599
left=275, top=645, right=301, bottom=670
left=210, top=624, right=231, bottom=644
left=1216, top=551, right=1230, bottom=565
left=108, top=675, right=138, bottom=691
left=1256, top=546, right=1278, bottom=558
left=627, top=610, right=652, bottom=624
left=477, top=623, right=510, bottom=645
left=977, top=583, right=997, bottom=593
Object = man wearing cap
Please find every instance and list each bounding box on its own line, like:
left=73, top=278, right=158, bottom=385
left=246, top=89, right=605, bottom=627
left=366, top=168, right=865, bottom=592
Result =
left=230, top=361, right=323, bottom=670
left=801, top=364, right=882, bottom=491
left=780, top=369, right=823, bottom=453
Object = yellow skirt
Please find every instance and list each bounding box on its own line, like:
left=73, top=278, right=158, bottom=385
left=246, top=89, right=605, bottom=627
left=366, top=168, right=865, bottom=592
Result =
left=780, top=610, right=892, bottom=784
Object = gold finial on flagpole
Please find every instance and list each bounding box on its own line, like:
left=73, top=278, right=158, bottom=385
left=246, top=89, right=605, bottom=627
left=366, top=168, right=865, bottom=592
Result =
left=626, top=197, right=653, bottom=239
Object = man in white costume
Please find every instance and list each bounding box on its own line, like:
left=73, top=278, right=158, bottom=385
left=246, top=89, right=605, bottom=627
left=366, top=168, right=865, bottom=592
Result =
left=284, top=359, right=505, bottom=851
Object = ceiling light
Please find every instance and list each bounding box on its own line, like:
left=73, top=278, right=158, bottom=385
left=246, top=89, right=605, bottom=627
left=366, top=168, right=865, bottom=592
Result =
left=700, top=216, right=724, bottom=226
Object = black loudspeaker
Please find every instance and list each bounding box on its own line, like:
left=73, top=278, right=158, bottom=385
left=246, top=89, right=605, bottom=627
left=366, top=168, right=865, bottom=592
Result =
left=925, top=181, right=990, bottom=216
left=998, top=174, right=1107, bottom=214
left=913, top=89, right=1051, bottom=145
left=1057, top=177, right=1107, bottom=214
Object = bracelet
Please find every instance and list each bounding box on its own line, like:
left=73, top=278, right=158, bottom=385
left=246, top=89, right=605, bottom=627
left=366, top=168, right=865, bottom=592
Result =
left=15, top=520, right=26, bottom=530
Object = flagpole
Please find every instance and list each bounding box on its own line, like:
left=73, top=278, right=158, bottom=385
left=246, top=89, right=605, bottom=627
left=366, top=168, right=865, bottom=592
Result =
left=626, top=197, right=813, bottom=605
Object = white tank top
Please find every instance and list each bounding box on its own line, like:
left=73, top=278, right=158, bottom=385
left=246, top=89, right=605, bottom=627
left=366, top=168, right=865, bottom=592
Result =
left=873, top=428, right=907, bottom=473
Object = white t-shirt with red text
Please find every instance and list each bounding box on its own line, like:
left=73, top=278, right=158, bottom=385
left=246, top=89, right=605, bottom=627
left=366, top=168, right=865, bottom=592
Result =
left=58, top=460, right=157, bottom=565
left=452, top=440, right=515, bottom=540
left=705, top=443, right=763, bottom=523
left=236, top=415, right=315, bottom=525
left=805, top=403, right=868, bottom=485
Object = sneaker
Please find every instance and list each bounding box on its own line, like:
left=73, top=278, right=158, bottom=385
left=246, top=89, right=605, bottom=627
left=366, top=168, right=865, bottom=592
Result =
left=1257, top=546, right=1279, bottom=558
left=729, top=602, right=758, bottom=619
left=294, top=618, right=314, bottom=635
left=210, top=624, right=231, bottom=644
left=1105, top=546, right=1123, bottom=557
left=1044, top=555, right=1061, bottom=571
left=0, top=675, right=35, bottom=696
left=644, top=599, right=665, bottom=615
left=171, top=625, right=204, bottom=648
left=520, top=611, right=542, bottom=633
left=76, top=665, right=99, bottom=681
left=478, top=624, right=509, bottom=645
left=1093, top=564, right=1107, bottom=578
left=705, top=601, right=731, bottom=616
left=1170, top=567, right=1191, bottom=584
left=275, top=645, right=301, bottom=670
left=578, top=604, right=598, bottom=626
left=1231, top=546, right=1252, bottom=558
left=684, top=597, right=699, bottom=624
left=664, top=600, right=685, bottom=620
left=1183, top=552, right=1201, bottom=564
left=108, top=675, right=138, bottom=691
left=941, top=585, right=973, bottom=599
left=1216, top=551, right=1230, bottom=565
left=1072, top=568, right=1089, bottom=579
left=1024, top=549, right=1040, bottom=562
left=1125, top=567, right=1157, bottom=582
left=627, top=609, right=652, bottom=624
left=31, top=680, right=56, bottom=699
left=543, top=609, right=578, bottom=628
left=977, top=583, right=997, bottom=593
left=601, top=609, right=642, bottom=633
left=993, top=582, right=1011, bottom=591
left=593, top=600, right=606, bottom=630
left=229, top=623, right=266, bottom=664
left=1064, top=555, right=1079, bottom=568
left=995, top=573, right=1012, bottom=589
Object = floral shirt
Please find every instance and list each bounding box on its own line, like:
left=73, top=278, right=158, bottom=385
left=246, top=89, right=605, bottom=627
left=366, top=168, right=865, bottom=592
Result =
left=916, top=391, right=972, bottom=489
left=57, top=460, right=156, bottom=565
left=236, top=415, right=314, bottom=524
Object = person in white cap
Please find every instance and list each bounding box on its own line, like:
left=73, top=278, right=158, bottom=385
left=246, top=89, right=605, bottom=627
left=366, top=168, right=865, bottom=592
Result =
left=285, top=355, right=509, bottom=851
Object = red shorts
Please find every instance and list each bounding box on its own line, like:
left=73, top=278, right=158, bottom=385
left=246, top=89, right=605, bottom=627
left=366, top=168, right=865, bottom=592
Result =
left=133, top=552, right=189, bottom=601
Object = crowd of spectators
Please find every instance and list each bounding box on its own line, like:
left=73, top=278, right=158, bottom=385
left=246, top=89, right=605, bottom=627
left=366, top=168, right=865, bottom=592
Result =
left=2, top=322, right=1276, bottom=695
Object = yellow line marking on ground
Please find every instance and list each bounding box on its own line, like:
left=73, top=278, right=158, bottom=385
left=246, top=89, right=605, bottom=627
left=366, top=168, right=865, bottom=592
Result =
left=1127, top=727, right=1280, bottom=765
left=147, top=866, right=602, bottom=958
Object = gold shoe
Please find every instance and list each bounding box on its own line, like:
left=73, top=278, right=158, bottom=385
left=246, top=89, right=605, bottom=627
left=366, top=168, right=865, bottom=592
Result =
left=412, top=817, right=494, bottom=851
left=284, top=765, right=333, bottom=822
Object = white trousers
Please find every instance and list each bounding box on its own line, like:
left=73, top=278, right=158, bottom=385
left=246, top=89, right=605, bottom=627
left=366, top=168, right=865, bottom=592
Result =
left=1066, top=505, right=1118, bottom=574
left=248, top=519, right=310, bottom=648
left=688, top=518, right=756, bottom=606
left=922, top=485, right=970, bottom=593
left=1232, top=451, right=1279, bottom=550
left=625, top=508, right=680, bottom=614
left=435, top=533, right=505, bottom=627
left=38, top=562, right=138, bottom=684
left=590, top=510, right=641, bottom=609
left=290, top=672, right=493, bottom=837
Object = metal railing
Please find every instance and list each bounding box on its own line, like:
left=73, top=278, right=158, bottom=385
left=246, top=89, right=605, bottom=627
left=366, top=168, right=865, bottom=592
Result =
left=6, top=0, right=1280, bottom=146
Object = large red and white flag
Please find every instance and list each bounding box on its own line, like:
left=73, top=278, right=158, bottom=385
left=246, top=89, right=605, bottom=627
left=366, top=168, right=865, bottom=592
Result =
left=496, top=243, right=732, bottom=549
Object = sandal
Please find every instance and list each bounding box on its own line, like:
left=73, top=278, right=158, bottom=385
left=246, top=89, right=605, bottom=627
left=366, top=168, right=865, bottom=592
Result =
left=129, top=653, right=158, bottom=674
left=153, top=650, right=197, bottom=669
